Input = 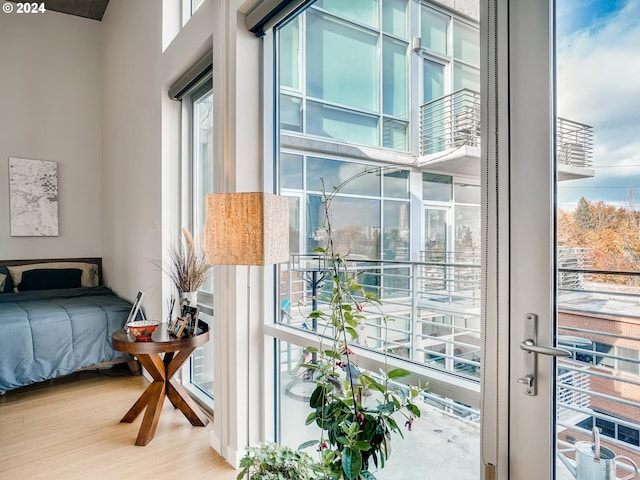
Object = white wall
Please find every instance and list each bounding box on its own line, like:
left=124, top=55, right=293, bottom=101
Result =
left=100, top=0, right=217, bottom=322
left=0, top=10, right=103, bottom=260
left=100, top=0, right=164, bottom=311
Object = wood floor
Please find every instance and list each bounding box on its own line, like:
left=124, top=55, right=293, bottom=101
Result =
left=0, top=366, right=239, bottom=480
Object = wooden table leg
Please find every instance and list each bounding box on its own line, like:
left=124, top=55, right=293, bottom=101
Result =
left=121, top=353, right=168, bottom=445
left=165, top=348, right=209, bottom=426
left=135, top=381, right=166, bottom=446
left=121, top=354, right=166, bottom=423
left=167, top=378, right=209, bottom=426
left=164, top=348, right=193, bottom=409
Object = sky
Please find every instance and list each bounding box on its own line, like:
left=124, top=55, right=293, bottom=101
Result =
left=556, top=0, right=640, bottom=210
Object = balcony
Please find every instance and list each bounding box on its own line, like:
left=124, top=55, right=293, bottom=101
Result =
left=419, top=89, right=595, bottom=181
left=278, top=252, right=640, bottom=466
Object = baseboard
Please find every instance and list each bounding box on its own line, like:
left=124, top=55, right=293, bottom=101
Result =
left=210, top=431, right=242, bottom=469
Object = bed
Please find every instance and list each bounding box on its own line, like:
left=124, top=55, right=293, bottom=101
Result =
left=0, top=258, right=136, bottom=393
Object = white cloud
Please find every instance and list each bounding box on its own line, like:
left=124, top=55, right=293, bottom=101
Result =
left=557, top=0, right=640, bottom=207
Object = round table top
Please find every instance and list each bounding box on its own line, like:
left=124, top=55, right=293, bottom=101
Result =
left=112, top=324, right=210, bottom=354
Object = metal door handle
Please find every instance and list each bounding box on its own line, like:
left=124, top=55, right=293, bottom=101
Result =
left=518, top=314, right=571, bottom=396
left=520, top=339, right=571, bottom=357
left=517, top=374, right=533, bottom=388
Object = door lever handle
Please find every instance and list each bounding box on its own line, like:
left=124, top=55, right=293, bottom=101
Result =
left=519, top=314, right=572, bottom=396
left=520, top=339, right=571, bottom=357
left=517, top=374, right=533, bottom=388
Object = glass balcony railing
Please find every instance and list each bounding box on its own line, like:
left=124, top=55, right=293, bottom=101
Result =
left=419, top=89, right=594, bottom=170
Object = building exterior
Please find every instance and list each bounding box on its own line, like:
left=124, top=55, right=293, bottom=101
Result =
left=272, top=0, right=638, bottom=474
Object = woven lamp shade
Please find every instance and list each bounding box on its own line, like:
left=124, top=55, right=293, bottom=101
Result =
left=204, top=192, right=290, bottom=266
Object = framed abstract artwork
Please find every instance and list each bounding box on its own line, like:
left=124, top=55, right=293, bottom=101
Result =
left=8, top=157, right=59, bottom=236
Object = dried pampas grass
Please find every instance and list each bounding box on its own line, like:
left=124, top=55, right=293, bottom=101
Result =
left=158, top=227, right=211, bottom=293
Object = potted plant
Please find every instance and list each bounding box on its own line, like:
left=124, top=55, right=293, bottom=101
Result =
left=238, top=181, right=424, bottom=480
left=236, top=442, right=317, bottom=480
left=295, top=185, right=423, bottom=480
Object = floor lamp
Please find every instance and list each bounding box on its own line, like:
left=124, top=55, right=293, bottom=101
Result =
left=204, top=192, right=289, bottom=455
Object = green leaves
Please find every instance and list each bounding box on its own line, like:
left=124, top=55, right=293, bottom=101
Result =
left=298, top=439, right=319, bottom=450
left=342, top=446, right=362, bottom=480
left=386, top=368, right=410, bottom=379
left=236, top=443, right=316, bottom=480
left=291, top=186, right=428, bottom=480
left=407, top=403, right=422, bottom=418
left=323, top=349, right=341, bottom=360
left=310, top=384, right=330, bottom=409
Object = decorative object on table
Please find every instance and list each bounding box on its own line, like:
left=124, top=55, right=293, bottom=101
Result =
left=169, top=316, right=188, bottom=338
left=204, top=192, right=289, bottom=452
left=125, top=291, right=145, bottom=328
left=236, top=442, right=316, bottom=480
left=156, top=227, right=210, bottom=310
left=181, top=305, right=199, bottom=336
left=166, top=296, right=175, bottom=324
left=127, top=320, right=160, bottom=342
left=8, top=157, right=59, bottom=237
left=167, top=305, right=198, bottom=338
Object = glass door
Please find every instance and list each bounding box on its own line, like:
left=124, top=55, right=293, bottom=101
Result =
left=505, top=1, right=640, bottom=478
left=495, top=1, right=558, bottom=478
left=498, top=1, right=558, bottom=480
left=423, top=207, right=448, bottom=262
left=555, top=0, right=640, bottom=478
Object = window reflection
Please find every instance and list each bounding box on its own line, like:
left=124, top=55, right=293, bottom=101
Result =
left=307, top=157, right=380, bottom=195
left=281, top=153, right=303, bottom=189
left=383, top=201, right=410, bottom=261
left=307, top=101, right=379, bottom=146
left=280, top=94, right=302, bottom=132
left=421, top=6, right=448, bottom=55
left=307, top=11, right=379, bottom=112
left=382, top=0, right=408, bottom=38
left=279, top=16, right=300, bottom=90
left=423, top=173, right=452, bottom=202
left=307, top=195, right=381, bottom=258
left=315, top=0, right=379, bottom=29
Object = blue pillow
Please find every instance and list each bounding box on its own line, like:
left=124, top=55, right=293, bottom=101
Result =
left=18, top=268, right=83, bottom=291
left=0, top=266, right=14, bottom=293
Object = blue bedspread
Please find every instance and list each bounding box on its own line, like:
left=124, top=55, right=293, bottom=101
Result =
left=0, top=286, right=132, bottom=392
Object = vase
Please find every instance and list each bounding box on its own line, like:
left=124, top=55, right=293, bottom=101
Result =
left=179, top=291, right=198, bottom=308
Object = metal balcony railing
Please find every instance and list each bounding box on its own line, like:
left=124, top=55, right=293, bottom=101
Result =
left=278, top=253, right=640, bottom=442
left=420, top=89, right=481, bottom=155
left=557, top=117, right=594, bottom=168
left=558, top=246, right=592, bottom=289
left=279, top=254, right=483, bottom=385
left=419, top=90, right=594, bottom=169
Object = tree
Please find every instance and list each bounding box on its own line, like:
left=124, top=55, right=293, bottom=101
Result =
left=558, top=198, right=640, bottom=285
left=574, top=196, right=595, bottom=230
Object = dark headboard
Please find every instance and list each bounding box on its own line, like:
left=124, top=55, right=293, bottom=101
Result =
left=0, top=258, right=103, bottom=286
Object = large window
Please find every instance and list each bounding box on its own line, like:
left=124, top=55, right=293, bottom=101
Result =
left=182, top=0, right=205, bottom=25
left=282, top=153, right=410, bottom=261
left=279, top=1, right=410, bottom=150
left=182, top=81, right=215, bottom=402
left=271, top=2, right=482, bottom=477
left=420, top=5, right=480, bottom=100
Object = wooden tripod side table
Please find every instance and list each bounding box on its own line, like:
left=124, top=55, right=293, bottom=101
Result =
left=112, top=325, right=210, bottom=446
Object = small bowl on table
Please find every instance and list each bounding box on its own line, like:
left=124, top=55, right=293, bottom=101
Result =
left=127, top=320, right=160, bottom=342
